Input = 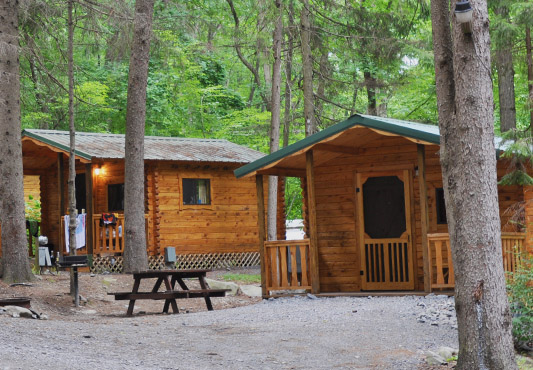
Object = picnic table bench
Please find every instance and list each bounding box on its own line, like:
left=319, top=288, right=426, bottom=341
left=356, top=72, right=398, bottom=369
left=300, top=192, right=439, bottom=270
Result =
left=108, top=269, right=229, bottom=316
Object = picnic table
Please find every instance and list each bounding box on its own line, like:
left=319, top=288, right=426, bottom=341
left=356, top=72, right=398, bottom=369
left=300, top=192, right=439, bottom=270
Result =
left=108, top=269, right=229, bottom=316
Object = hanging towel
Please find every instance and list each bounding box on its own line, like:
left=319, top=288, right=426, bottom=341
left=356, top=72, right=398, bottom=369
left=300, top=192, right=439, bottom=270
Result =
left=64, top=214, right=86, bottom=252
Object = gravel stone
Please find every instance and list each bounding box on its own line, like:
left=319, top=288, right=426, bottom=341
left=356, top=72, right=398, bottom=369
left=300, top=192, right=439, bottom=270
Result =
left=0, top=295, right=458, bottom=369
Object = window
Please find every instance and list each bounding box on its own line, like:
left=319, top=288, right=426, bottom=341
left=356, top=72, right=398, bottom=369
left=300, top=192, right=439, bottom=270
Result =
left=183, top=179, right=211, bottom=205
left=435, top=187, right=447, bottom=224
left=108, top=183, right=124, bottom=211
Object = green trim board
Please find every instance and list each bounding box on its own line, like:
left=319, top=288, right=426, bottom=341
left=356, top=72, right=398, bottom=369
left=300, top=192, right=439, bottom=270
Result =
left=22, top=129, right=93, bottom=160
left=234, top=114, right=441, bottom=178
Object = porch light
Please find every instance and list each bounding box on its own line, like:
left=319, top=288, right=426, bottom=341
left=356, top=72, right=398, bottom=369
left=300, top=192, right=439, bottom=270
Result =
left=94, top=166, right=101, bottom=176
left=455, top=0, right=473, bottom=34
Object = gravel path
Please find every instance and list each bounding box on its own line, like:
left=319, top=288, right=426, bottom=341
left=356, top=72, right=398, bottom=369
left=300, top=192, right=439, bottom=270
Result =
left=0, top=294, right=458, bottom=369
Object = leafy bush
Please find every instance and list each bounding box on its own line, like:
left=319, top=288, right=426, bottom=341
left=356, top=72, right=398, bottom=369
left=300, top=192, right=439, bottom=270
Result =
left=25, top=195, right=41, bottom=222
left=507, top=255, right=533, bottom=349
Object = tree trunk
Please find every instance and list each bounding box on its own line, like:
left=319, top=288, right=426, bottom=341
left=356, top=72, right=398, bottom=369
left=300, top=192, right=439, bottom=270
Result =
left=0, top=0, right=34, bottom=283
left=301, top=0, right=315, bottom=136
left=526, top=27, right=533, bottom=128
left=431, top=0, right=517, bottom=368
left=364, top=71, right=377, bottom=116
left=67, top=0, right=78, bottom=258
left=267, top=0, right=283, bottom=241
left=494, top=5, right=516, bottom=132
left=123, top=0, right=155, bottom=273
left=283, top=0, right=295, bottom=148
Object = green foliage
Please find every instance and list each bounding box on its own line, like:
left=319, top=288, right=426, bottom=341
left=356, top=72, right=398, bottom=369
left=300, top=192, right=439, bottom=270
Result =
left=25, top=195, right=41, bottom=222
left=222, top=273, right=261, bottom=283
left=286, top=177, right=303, bottom=221
left=498, top=130, right=533, bottom=186
left=507, top=255, right=533, bottom=348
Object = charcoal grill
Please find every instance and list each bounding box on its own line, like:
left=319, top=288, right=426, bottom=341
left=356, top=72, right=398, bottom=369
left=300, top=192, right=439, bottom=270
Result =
left=57, top=255, right=88, bottom=307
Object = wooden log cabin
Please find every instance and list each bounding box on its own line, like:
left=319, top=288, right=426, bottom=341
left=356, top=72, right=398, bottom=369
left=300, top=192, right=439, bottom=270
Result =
left=0, top=129, right=265, bottom=269
left=235, top=114, right=533, bottom=297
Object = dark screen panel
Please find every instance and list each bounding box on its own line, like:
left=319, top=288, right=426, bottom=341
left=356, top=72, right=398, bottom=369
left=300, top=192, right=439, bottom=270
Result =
left=363, top=176, right=406, bottom=239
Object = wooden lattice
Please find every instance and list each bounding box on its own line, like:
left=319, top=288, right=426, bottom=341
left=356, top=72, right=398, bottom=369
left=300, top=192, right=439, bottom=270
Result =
left=90, top=256, right=124, bottom=273
left=90, top=252, right=260, bottom=273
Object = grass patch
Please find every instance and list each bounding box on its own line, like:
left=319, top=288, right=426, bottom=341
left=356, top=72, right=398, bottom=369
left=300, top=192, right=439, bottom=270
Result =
left=222, top=273, right=261, bottom=284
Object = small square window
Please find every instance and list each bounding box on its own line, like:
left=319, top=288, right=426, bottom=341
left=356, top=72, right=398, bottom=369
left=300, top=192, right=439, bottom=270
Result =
left=108, top=183, right=124, bottom=212
left=435, top=187, right=447, bottom=224
left=183, top=179, right=211, bottom=205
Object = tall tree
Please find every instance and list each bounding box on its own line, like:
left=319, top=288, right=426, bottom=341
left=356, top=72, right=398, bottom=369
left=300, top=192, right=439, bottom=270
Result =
left=431, top=0, right=517, bottom=368
left=267, top=0, right=283, bottom=241
left=0, top=0, right=34, bottom=282
left=67, top=0, right=78, bottom=258
left=300, top=0, right=315, bottom=136
left=123, top=0, right=155, bottom=273
left=492, top=2, right=517, bottom=132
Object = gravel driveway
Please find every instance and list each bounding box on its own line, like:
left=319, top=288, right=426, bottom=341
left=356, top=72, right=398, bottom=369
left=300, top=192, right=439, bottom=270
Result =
left=0, top=295, right=458, bottom=370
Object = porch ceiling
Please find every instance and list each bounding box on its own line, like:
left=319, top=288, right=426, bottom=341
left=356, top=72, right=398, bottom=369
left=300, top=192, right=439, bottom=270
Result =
left=252, top=125, right=429, bottom=178
left=235, top=114, right=441, bottom=179
left=22, top=139, right=64, bottom=172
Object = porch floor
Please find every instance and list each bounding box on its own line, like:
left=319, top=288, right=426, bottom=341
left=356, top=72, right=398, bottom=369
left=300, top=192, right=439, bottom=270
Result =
left=267, top=290, right=454, bottom=298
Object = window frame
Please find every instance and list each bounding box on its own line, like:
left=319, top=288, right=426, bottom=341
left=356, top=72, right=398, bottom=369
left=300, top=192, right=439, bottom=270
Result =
left=107, top=183, right=125, bottom=212
left=181, top=177, right=212, bottom=209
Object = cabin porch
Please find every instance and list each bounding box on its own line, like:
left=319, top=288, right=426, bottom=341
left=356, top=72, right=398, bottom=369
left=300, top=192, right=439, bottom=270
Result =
left=235, top=115, right=533, bottom=298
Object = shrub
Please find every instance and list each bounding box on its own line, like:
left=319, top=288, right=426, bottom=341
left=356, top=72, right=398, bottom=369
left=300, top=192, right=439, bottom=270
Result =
left=507, top=254, right=533, bottom=349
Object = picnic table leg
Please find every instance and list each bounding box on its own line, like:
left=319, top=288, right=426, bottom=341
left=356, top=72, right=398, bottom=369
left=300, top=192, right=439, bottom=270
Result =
left=198, top=275, right=213, bottom=311
left=127, top=278, right=141, bottom=316
left=162, top=275, right=179, bottom=314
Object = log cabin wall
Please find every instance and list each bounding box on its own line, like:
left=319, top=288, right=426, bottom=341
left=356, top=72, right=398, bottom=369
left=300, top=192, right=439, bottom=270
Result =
left=525, top=186, right=533, bottom=252
left=156, top=162, right=260, bottom=255
left=312, top=137, right=525, bottom=293
left=23, top=175, right=41, bottom=202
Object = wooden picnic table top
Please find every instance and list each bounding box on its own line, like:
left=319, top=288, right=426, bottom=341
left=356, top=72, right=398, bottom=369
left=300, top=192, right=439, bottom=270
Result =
left=132, top=269, right=211, bottom=278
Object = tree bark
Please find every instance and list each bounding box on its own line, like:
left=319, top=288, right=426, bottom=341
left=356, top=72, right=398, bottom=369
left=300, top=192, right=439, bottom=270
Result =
left=300, top=0, right=315, bottom=136
left=267, top=0, right=283, bottom=241
left=494, top=5, right=516, bottom=132
left=364, top=71, right=377, bottom=116
left=431, top=0, right=517, bottom=368
left=283, top=0, right=295, bottom=148
left=123, top=0, right=155, bottom=273
left=0, top=0, right=34, bottom=283
left=67, top=0, right=78, bottom=258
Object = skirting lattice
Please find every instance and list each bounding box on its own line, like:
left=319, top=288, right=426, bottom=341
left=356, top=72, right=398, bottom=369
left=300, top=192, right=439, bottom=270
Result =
left=90, top=252, right=260, bottom=273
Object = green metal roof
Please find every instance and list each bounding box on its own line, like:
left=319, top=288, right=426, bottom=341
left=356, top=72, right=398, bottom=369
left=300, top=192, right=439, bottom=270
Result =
left=22, top=129, right=265, bottom=164
left=234, top=114, right=441, bottom=178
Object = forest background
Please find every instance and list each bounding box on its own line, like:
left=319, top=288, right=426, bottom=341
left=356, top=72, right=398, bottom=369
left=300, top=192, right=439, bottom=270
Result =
left=19, top=0, right=533, bottom=219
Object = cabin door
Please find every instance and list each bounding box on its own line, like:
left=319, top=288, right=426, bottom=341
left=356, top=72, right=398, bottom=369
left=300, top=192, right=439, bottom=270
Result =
left=356, top=170, right=415, bottom=290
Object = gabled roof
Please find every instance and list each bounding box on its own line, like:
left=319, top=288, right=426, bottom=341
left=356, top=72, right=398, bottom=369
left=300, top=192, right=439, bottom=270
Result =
left=22, top=129, right=265, bottom=164
left=234, top=114, right=441, bottom=178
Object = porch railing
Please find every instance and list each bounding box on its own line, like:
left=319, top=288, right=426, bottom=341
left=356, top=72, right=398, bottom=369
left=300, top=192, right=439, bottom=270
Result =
left=92, top=214, right=150, bottom=256
left=427, top=232, right=526, bottom=290
left=264, top=239, right=312, bottom=294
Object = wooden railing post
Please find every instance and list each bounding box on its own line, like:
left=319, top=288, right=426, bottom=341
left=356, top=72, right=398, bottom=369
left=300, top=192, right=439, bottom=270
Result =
left=256, top=175, right=267, bottom=297
left=306, top=151, right=320, bottom=294
left=85, top=163, right=94, bottom=255
left=417, top=144, right=431, bottom=293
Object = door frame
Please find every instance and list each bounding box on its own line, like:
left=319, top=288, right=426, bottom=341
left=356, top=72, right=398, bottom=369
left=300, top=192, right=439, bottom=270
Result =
left=355, top=169, right=416, bottom=290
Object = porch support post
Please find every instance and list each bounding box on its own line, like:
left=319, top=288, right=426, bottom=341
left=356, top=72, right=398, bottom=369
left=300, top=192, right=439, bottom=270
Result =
left=306, top=150, right=320, bottom=294
left=57, top=153, right=65, bottom=257
left=255, top=175, right=267, bottom=297
left=417, top=144, right=431, bottom=293
left=85, top=163, right=94, bottom=256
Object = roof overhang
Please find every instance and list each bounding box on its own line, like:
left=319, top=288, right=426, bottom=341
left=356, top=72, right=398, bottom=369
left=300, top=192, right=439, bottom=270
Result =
left=234, top=114, right=440, bottom=178
left=22, top=130, right=92, bottom=162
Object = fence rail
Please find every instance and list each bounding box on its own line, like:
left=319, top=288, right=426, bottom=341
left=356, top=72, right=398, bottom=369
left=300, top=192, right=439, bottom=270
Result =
left=92, top=214, right=150, bottom=256
left=264, top=239, right=311, bottom=294
left=427, top=232, right=526, bottom=290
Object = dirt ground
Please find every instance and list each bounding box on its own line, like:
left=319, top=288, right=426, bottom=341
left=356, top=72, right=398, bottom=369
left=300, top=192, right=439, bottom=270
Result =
left=0, top=267, right=261, bottom=322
